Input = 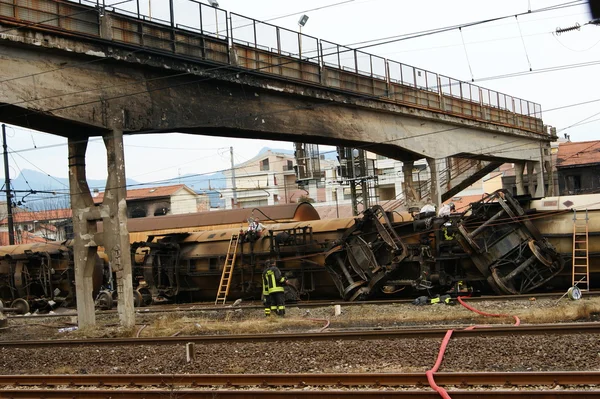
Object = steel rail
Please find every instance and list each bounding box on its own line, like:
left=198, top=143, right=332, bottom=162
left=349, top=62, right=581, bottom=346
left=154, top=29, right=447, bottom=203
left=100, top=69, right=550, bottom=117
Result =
left=1, top=322, right=599, bottom=347
left=0, top=389, right=595, bottom=398
left=9, top=290, right=600, bottom=319
left=1, top=371, right=599, bottom=387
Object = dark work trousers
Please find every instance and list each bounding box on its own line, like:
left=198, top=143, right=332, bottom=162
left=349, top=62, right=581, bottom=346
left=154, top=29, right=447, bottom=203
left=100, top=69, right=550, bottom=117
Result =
left=270, top=291, right=285, bottom=316
left=263, top=294, right=272, bottom=316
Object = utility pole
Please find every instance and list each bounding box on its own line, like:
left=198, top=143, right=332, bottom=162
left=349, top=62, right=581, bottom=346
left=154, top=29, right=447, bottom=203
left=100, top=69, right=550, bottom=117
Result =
left=230, top=146, right=237, bottom=208
left=2, top=124, right=14, bottom=245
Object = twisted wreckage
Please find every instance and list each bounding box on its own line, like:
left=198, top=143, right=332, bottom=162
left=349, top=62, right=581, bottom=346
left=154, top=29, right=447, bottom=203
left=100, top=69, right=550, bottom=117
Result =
left=0, top=190, right=569, bottom=311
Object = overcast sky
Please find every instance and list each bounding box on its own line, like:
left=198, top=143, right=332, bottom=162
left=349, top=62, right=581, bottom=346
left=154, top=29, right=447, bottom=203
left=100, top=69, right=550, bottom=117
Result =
left=2, top=0, right=599, bottom=185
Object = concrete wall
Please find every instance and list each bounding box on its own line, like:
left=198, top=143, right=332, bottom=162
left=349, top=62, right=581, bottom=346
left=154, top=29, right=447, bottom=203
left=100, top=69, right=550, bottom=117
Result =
left=170, top=188, right=199, bottom=214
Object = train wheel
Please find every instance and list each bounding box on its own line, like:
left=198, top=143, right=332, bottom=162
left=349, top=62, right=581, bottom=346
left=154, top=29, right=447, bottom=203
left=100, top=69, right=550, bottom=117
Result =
left=138, top=288, right=153, bottom=306
left=491, top=268, right=519, bottom=295
left=96, top=291, right=113, bottom=310
left=343, top=280, right=368, bottom=301
left=133, top=290, right=143, bottom=307
left=11, top=298, right=30, bottom=315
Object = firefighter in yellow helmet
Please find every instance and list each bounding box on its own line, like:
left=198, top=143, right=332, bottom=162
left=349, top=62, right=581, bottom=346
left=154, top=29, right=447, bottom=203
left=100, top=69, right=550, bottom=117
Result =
left=264, top=260, right=287, bottom=316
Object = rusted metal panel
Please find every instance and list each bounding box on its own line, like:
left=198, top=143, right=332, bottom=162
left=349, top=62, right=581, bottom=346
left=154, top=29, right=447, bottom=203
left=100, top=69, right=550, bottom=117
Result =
left=0, top=1, right=16, bottom=18
left=174, top=32, right=202, bottom=58
left=204, top=39, right=228, bottom=63
left=141, top=24, right=172, bottom=51
left=15, top=0, right=59, bottom=27
left=111, top=17, right=141, bottom=45
left=58, top=2, right=97, bottom=34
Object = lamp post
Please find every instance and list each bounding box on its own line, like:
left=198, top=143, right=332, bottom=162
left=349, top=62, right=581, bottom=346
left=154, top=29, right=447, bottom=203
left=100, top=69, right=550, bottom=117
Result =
left=208, top=0, right=219, bottom=38
left=298, top=14, right=309, bottom=58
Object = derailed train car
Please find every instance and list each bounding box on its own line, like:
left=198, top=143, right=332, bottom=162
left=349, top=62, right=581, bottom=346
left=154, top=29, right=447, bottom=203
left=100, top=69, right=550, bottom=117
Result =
left=132, top=190, right=565, bottom=303
left=0, top=190, right=567, bottom=311
left=0, top=242, right=106, bottom=313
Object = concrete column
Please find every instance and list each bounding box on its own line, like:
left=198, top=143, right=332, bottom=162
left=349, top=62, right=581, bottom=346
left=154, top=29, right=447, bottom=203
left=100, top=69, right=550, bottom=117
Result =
left=534, top=161, right=545, bottom=198
left=102, top=127, right=135, bottom=328
left=526, top=161, right=535, bottom=196
left=427, top=157, right=442, bottom=210
left=68, top=137, right=99, bottom=328
left=514, top=163, right=525, bottom=195
left=308, top=180, right=318, bottom=202
left=544, top=158, right=555, bottom=196
left=401, top=161, right=418, bottom=206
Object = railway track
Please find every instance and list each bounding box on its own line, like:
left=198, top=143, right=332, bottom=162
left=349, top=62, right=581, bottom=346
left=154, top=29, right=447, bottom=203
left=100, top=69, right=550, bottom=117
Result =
left=1, top=322, right=598, bottom=347
left=1, top=371, right=598, bottom=387
left=9, top=290, right=600, bottom=319
left=0, top=390, right=596, bottom=398
left=0, top=372, right=597, bottom=398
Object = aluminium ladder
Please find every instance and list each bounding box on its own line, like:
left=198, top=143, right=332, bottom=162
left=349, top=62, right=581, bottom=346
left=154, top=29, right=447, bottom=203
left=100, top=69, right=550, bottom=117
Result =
left=215, top=234, right=240, bottom=305
left=572, top=209, right=590, bottom=291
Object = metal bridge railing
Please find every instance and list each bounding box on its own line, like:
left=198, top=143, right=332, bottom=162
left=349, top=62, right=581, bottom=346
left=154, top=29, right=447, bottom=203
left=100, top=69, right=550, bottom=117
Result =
left=1, top=0, right=545, bottom=134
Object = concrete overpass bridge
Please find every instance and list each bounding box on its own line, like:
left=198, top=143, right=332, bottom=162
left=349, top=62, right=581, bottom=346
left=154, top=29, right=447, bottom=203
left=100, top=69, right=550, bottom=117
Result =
left=0, top=0, right=556, bottom=327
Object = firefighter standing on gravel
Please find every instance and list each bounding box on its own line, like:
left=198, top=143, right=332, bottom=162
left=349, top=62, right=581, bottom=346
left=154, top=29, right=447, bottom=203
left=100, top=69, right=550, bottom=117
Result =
left=264, top=260, right=288, bottom=316
left=261, top=263, right=272, bottom=317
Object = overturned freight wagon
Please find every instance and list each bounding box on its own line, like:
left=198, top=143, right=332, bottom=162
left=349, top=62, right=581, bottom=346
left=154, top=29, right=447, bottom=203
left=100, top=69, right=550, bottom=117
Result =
left=132, top=190, right=565, bottom=303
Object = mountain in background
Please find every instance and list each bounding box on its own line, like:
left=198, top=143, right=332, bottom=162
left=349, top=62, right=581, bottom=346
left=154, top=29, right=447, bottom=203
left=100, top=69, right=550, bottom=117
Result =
left=8, top=145, right=318, bottom=210
left=9, top=169, right=226, bottom=209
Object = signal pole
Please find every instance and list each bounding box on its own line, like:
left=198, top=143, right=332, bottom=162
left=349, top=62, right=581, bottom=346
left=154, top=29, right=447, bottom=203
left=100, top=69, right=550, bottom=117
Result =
left=2, top=124, right=14, bottom=245
left=230, top=146, right=238, bottom=208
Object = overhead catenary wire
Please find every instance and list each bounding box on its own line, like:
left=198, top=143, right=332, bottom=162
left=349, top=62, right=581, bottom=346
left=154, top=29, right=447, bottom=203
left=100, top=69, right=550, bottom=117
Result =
left=458, top=27, right=475, bottom=82
left=515, top=15, right=533, bottom=71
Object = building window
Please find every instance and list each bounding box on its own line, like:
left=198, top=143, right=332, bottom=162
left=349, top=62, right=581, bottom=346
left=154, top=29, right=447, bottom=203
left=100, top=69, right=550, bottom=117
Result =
left=566, top=175, right=581, bottom=194
left=286, top=160, right=293, bottom=171
left=261, top=158, right=270, bottom=171
left=130, top=207, right=147, bottom=218
left=376, top=154, right=387, bottom=160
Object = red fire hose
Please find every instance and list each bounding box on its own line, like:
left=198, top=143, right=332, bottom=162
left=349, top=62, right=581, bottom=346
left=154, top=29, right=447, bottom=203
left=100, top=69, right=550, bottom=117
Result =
left=425, top=296, right=521, bottom=398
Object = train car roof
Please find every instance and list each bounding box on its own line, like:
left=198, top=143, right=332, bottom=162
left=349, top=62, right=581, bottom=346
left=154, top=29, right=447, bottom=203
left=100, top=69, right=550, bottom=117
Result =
left=99, top=202, right=321, bottom=234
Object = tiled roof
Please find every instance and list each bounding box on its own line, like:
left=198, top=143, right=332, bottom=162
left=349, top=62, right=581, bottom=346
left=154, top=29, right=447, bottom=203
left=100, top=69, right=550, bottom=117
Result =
left=94, top=184, right=193, bottom=203
left=0, top=209, right=72, bottom=225
left=557, top=141, right=600, bottom=168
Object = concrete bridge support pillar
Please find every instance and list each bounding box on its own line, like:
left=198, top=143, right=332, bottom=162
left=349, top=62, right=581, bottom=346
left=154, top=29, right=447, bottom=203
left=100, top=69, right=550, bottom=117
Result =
left=526, top=161, right=535, bottom=196
left=402, top=161, right=418, bottom=207
left=534, top=161, right=546, bottom=198
left=68, top=137, right=99, bottom=328
left=515, top=163, right=526, bottom=196
left=102, top=127, right=135, bottom=328
left=545, top=157, right=555, bottom=196
left=427, top=157, right=442, bottom=210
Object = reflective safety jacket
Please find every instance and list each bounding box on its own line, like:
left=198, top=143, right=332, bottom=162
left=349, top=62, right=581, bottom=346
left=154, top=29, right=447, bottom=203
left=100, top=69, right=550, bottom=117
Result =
left=262, top=271, right=270, bottom=297
left=264, top=265, right=286, bottom=294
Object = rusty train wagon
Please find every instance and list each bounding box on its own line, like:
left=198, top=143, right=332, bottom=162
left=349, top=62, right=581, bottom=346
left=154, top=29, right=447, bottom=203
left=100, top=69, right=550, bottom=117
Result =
left=132, top=190, right=564, bottom=303
left=132, top=217, right=356, bottom=303
left=0, top=242, right=106, bottom=313
left=0, top=190, right=567, bottom=311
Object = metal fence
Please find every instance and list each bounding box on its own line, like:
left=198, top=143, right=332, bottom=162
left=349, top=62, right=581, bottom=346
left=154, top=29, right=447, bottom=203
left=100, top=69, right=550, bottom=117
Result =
left=2, top=0, right=544, bottom=132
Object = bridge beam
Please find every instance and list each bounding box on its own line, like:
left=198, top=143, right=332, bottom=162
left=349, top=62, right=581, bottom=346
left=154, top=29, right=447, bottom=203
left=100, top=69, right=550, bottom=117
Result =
left=0, top=29, right=553, bottom=167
